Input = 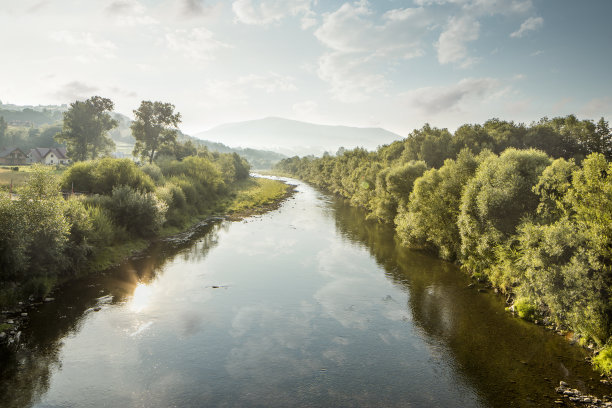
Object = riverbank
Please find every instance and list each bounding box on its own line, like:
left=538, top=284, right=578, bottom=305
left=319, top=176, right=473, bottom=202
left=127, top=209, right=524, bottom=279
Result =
left=0, top=175, right=294, bottom=348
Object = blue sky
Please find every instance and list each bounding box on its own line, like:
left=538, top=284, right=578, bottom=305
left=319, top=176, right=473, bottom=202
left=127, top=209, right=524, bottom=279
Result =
left=0, top=0, right=610, bottom=136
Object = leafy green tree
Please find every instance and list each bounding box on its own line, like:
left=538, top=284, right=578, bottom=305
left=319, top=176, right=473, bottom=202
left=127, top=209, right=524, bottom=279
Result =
left=594, top=117, right=612, bottom=160
left=458, top=148, right=551, bottom=277
left=396, top=149, right=490, bottom=260
left=55, top=96, right=117, bottom=161
left=402, top=124, right=453, bottom=168
left=0, top=116, right=7, bottom=144
left=131, top=101, right=181, bottom=164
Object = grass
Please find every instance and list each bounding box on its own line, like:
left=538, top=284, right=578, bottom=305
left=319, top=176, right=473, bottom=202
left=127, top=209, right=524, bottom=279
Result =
left=0, top=323, right=12, bottom=332
left=225, top=177, right=290, bottom=213
left=0, top=165, right=65, bottom=188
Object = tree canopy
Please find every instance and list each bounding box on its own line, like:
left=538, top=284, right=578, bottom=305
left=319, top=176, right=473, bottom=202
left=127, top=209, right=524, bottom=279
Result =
left=55, top=96, right=117, bottom=161
left=131, top=101, right=181, bottom=164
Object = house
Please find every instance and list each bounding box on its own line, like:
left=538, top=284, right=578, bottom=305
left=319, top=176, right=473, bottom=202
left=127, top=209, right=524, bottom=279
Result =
left=0, top=147, right=28, bottom=165
left=28, top=147, right=70, bottom=165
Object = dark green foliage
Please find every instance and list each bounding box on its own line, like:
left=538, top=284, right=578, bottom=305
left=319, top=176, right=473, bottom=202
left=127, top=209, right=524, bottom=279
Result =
left=131, top=101, right=181, bottom=164
left=55, top=96, right=117, bottom=161
left=396, top=150, right=490, bottom=260
left=458, top=148, right=551, bottom=276
left=104, top=186, right=166, bottom=238
left=61, top=158, right=155, bottom=194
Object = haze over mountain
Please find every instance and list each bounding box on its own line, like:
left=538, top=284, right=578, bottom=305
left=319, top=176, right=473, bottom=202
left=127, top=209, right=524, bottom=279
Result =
left=195, top=117, right=403, bottom=157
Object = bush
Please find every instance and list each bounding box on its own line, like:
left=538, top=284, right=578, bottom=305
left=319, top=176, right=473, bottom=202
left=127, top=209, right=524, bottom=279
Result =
left=513, top=298, right=537, bottom=321
left=61, top=158, right=155, bottom=195
left=86, top=205, right=116, bottom=247
left=141, top=163, right=165, bottom=185
left=593, top=344, right=612, bottom=375
left=105, top=185, right=167, bottom=238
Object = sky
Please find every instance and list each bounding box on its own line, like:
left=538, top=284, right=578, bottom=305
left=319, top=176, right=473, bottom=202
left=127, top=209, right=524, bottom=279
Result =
left=0, top=0, right=611, bottom=136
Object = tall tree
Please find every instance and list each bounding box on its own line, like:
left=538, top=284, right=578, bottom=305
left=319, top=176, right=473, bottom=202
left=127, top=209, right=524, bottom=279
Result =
left=0, top=116, right=7, bottom=146
left=131, top=101, right=181, bottom=164
left=55, top=96, right=117, bottom=161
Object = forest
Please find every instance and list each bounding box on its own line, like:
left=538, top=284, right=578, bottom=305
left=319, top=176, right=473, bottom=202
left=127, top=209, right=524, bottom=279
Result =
left=275, top=115, right=612, bottom=374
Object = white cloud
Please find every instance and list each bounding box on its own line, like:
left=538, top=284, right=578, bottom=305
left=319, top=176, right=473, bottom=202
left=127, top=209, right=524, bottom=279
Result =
left=204, top=73, right=297, bottom=106
left=314, top=2, right=427, bottom=102
left=165, top=28, right=230, bottom=61
left=315, top=2, right=427, bottom=58
left=317, top=52, right=388, bottom=103
left=49, top=31, right=117, bottom=58
left=402, top=77, right=501, bottom=115
left=510, top=16, right=543, bottom=38
left=435, top=15, right=480, bottom=67
left=232, top=0, right=314, bottom=26
left=105, top=0, right=157, bottom=25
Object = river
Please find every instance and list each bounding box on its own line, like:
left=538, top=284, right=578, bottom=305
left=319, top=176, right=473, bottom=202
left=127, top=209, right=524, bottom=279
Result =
left=0, top=177, right=609, bottom=407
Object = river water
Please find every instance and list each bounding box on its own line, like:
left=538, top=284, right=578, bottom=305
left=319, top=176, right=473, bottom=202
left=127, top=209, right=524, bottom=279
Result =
left=1, top=177, right=609, bottom=407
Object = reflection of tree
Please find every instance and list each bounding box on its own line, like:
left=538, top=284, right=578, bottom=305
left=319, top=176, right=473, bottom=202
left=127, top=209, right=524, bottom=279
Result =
left=0, top=220, right=224, bottom=407
left=331, top=197, right=609, bottom=406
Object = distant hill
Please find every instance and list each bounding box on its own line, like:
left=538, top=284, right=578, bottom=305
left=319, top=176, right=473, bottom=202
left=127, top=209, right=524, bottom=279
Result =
left=194, top=117, right=403, bottom=156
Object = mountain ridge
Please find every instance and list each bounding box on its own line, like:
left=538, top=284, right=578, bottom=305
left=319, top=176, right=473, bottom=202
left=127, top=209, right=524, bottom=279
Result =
left=195, top=116, right=402, bottom=157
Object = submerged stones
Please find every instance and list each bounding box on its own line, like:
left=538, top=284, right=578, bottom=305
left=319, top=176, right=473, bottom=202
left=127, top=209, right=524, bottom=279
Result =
left=556, top=381, right=611, bottom=406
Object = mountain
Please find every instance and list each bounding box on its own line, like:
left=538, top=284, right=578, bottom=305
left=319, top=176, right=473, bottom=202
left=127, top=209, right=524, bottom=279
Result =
left=194, top=117, right=403, bottom=156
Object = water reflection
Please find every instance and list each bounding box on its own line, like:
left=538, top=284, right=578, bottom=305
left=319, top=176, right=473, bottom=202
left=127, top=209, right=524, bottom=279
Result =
left=331, top=197, right=609, bottom=406
left=0, top=221, right=223, bottom=408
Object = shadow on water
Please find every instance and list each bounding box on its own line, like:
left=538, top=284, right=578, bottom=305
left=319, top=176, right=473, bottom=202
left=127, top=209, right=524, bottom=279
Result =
left=330, top=198, right=611, bottom=407
left=0, top=220, right=225, bottom=408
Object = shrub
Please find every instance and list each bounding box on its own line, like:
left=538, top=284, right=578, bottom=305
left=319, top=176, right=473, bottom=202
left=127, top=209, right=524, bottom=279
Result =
left=105, top=185, right=167, bottom=238
left=593, top=344, right=612, bottom=375
left=514, top=298, right=537, bottom=321
left=61, top=158, right=155, bottom=195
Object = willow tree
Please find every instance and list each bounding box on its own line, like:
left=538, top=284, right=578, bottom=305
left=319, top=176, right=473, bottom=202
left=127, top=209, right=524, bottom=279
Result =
left=55, top=96, right=117, bottom=161
left=131, top=101, right=181, bottom=164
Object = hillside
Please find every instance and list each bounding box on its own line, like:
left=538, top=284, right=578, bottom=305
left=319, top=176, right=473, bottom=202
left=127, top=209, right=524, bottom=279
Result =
left=195, top=117, right=402, bottom=156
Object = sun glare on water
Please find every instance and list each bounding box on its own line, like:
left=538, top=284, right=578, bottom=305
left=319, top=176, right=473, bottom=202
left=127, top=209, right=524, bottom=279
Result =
left=130, top=282, right=152, bottom=313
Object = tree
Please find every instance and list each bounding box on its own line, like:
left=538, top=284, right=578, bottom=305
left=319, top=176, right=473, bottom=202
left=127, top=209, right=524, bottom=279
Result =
left=0, top=116, right=7, bottom=145
left=131, top=101, right=181, bottom=164
left=458, top=148, right=551, bottom=278
left=55, top=96, right=117, bottom=161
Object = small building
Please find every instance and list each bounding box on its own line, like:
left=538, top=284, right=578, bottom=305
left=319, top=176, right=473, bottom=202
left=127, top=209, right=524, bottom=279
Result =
left=28, top=147, right=70, bottom=165
left=0, top=147, right=28, bottom=165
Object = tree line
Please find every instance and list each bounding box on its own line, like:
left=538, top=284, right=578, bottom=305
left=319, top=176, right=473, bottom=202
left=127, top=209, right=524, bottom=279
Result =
left=275, top=116, right=612, bottom=374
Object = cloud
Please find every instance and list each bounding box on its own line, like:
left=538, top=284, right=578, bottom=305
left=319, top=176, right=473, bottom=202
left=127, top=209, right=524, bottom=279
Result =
left=402, top=77, right=501, bottom=115
left=204, top=73, right=297, bottom=105
left=49, top=31, right=117, bottom=58
left=317, top=52, right=388, bottom=103
left=231, top=0, right=314, bottom=26
left=315, top=2, right=427, bottom=58
left=510, top=16, right=543, bottom=38
left=165, top=28, right=230, bottom=60
left=53, top=81, right=99, bottom=103
left=314, top=2, right=427, bottom=102
left=435, top=15, right=480, bottom=67
left=105, top=0, right=157, bottom=26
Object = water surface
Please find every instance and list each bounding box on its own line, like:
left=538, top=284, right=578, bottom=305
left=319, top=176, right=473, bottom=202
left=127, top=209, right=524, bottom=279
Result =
left=1, top=177, right=608, bottom=407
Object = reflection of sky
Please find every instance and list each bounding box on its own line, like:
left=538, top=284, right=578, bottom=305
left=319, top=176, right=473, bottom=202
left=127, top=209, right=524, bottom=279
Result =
left=33, top=180, right=482, bottom=408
